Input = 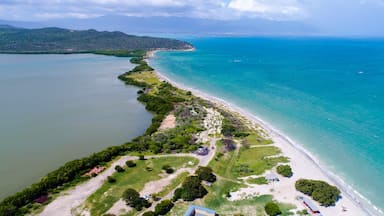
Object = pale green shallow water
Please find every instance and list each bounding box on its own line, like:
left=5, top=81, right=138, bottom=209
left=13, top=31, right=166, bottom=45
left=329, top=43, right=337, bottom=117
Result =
left=0, top=54, right=152, bottom=199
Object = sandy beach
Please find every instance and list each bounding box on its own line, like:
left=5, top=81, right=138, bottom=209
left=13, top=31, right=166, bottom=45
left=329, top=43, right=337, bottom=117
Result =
left=148, top=50, right=378, bottom=216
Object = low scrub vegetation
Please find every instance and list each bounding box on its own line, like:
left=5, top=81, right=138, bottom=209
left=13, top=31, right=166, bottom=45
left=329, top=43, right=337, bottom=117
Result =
left=276, top=165, right=293, bottom=177
left=295, top=179, right=340, bottom=206
left=264, top=202, right=282, bottom=216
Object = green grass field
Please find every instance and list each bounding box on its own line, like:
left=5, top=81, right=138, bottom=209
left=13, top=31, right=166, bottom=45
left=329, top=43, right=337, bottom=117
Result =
left=233, top=146, right=289, bottom=177
left=245, top=133, right=273, bottom=146
left=247, top=176, right=268, bottom=185
left=83, top=156, right=197, bottom=216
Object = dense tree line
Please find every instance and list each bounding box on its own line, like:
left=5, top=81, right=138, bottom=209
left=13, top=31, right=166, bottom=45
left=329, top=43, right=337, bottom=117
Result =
left=0, top=26, right=193, bottom=53
left=0, top=145, right=128, bottom=215
left=295, top=179, right=340, bottom=206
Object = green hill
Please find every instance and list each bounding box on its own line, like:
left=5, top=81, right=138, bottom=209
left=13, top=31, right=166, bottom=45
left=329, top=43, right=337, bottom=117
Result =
left=0, top=26, right=192, bottom=53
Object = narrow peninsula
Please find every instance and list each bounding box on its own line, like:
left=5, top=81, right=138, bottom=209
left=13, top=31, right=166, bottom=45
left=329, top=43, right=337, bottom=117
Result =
left=0, top=27, right=369, bottom=216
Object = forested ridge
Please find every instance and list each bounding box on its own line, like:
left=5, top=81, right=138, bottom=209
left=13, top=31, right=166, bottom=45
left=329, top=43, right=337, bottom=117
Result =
left=0, top=26, right=192, bottom=53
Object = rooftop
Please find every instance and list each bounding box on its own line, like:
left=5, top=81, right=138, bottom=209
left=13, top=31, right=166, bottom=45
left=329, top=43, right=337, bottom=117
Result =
left=300, top=196, right=321, bottom=212
left=184, top=205, right=216, bottom=216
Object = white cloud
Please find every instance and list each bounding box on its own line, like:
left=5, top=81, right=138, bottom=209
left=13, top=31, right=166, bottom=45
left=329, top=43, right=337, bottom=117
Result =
left=0, top=0, right=306, bottom=21
left=227, top=0, right=306, bottom=20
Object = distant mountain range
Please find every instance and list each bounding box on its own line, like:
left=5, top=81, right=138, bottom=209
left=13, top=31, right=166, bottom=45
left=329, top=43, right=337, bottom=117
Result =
left=0, top=16, right=317, bottom=37
left=0, top=25, right=192, bottom=53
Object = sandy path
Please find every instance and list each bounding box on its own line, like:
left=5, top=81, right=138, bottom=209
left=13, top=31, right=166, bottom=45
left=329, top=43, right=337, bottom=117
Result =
left=39, top=156, right=137, bottom=216
left=38, top=152, right=213, bottom=216
left=107, top=168, right=194, bottom=215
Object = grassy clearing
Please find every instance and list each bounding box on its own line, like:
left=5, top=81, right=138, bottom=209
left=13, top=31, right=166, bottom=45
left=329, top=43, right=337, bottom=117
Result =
left=203, top=178, right=295, bottom=215
left=245, top=133, right=273, bottom=146
left=233, top=146, right=289, bottom=177
left=208, top=141, right=238, bottom=181
left=84, top=156, right=197, bottom=216
left=247, top=176, right=268, bottom=185
left=127, top=71, right=160, bottom=86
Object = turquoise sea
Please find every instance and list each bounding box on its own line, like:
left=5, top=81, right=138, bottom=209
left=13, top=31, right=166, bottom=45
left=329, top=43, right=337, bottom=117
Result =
left=150, top=37, right=384, bottom=215
left=0, top=54, right=151, bottom=199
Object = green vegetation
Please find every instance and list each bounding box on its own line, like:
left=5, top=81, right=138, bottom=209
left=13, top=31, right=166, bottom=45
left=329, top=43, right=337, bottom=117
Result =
left=198, top=178, right=295, bottom=216
left=107, top=176, right=116, bottom=183
left=276, top=165, right=293, bottom=177
left=265, top=202, right=282, bottom=216
left=195, top=166, right=217, bottom=183
left=85, top=157, right=196, bottom=215
left=154, top=200, right=174, bottom=215
left=0, top=26, right=192, bottom=53
left=123, top=188, right=150, bottom=211
left=243, top=133, right=273, bottom=147
left=295, top=179, right=340, bottom=206
left=162, top=165, right=174, bottom=174
left=297, top=209, right=309, bottom=215
left=234, top=146, right=289, bottom=177
left=247, top=176, right=268, bottom=185
left=156, top=172, right=189, bottom=198
left=126, top=160, right=137, bottom=168
left=143, top=211, right=156, bottom=216
left=173, top=176, right=208, bottom=201
left=115, top=165, right=125, bottom=172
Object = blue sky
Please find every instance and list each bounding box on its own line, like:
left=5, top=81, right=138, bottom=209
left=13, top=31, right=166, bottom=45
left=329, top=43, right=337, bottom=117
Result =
left=1, top=0, right=384, bottom=35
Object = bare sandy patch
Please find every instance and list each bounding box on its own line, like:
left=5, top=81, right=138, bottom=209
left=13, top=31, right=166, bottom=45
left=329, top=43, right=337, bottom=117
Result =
left=159, top=113, right=176, bottom=130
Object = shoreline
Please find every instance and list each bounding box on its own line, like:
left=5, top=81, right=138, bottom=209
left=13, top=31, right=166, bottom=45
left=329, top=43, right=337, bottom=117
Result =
left=148, top=50, right=382, bottom=216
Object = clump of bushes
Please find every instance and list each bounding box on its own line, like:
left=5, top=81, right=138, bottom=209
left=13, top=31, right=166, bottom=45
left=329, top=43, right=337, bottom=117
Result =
left=295, top=179, right=340, bottom=206
left=173, top=176, right=207, bottom=201
left=264, top=202, right=281, bottom=216
left=107, top=176, right=116, bottom=183
left=276, top=165, right=293, bottom=177
left=122, top=188, right=151, bottom=211
left=154, top=200, right=174, bottom=215
left=114, top=165, right=125, bottom=172
left=195, top=166, right=216, bottom=183
left=162, top=165, right=174, bottom=174
left=143, top=211, right=155, bottom=216
left=125, top=160, right=136, bottom=168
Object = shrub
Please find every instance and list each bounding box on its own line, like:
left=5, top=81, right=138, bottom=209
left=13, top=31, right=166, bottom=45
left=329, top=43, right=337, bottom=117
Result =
left=122, top=188, right=150, bottom=211
left=139, top=155, right=145, bottom=160
left=154, top=200, right=174, bottom=215
left=276, top=165, right=293, bottom=177
left=295, top=179, right=340, bottom=206
left=264, top=202, right=281, bottom=216
left=107, top=176, right=116, bottom=183
left=172, top=188, right=183, bottom=201
left=195, top=166, right=216, bottom=183
left=0, top=204, right=17, bottom=216
left=115, top=165, right=125, bottom=172
left=125, top=160, right=136, bottom=168
left=162, top=165, right=174, bottom=174
left=143, top=211, right=155, bottom=216
left=179, top=176, right=207, bottom=201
